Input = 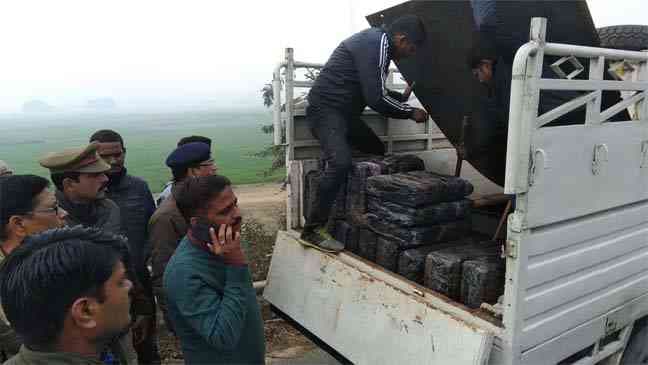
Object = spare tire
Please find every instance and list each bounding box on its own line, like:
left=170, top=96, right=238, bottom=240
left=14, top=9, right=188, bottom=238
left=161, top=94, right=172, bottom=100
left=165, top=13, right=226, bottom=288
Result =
left=598, top=25, right=648, bottom=50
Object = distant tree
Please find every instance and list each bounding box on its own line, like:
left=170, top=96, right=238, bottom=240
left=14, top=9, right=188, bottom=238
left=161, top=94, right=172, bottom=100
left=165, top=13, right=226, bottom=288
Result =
left=261, top=83, right=273, bottom=108
left=254, top=81, right=284, bottom=178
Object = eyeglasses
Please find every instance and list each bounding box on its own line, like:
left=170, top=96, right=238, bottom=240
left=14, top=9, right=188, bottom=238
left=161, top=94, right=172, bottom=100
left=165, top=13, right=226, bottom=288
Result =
left=30, top=204, right=61, bottom=215
left=199, top=160, right=215, bottom=168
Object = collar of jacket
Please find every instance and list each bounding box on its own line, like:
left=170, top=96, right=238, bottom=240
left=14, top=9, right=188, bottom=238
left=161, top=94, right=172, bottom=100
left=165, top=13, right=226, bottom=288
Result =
left=106, top=168, right=128, bottom=191
left=12, top=345, right=105, bottom=365
left=56, top=190, right=101, bottom=226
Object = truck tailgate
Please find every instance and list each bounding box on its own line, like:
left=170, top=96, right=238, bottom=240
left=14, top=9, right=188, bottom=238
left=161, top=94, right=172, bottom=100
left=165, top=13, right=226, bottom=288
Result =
left=264, top=230, right=502, bottom=365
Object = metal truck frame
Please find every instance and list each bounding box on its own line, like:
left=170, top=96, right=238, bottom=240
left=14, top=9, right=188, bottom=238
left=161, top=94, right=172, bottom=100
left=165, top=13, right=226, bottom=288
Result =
left=264, top=17, right=648, bottom=365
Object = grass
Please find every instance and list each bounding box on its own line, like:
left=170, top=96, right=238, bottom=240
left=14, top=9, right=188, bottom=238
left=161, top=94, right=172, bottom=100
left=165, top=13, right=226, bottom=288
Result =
left=0, top=109, right=285, bottom=193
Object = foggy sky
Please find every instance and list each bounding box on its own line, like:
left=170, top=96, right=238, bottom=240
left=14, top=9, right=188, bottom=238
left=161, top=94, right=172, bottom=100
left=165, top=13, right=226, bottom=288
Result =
left=0, top=0, right=645, bottom=112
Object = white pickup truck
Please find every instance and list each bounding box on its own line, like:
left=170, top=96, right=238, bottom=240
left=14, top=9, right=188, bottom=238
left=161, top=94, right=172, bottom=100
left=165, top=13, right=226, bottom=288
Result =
left=263, top=17, right=648, bottom=365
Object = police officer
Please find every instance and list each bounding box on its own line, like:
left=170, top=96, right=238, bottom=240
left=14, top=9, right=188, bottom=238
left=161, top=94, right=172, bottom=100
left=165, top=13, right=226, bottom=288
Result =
left=149, top=142, right=216, bottom=333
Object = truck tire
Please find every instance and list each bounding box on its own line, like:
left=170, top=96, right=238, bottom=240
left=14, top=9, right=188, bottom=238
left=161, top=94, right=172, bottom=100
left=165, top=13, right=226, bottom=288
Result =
left=598, top=25, right=648, bottom=51
left=621, top=316, right=648, bottom=364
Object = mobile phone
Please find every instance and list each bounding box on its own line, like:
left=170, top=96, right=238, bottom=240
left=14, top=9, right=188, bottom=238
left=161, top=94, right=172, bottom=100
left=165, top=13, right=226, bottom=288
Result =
left=192, top=219, right=220, bottom=243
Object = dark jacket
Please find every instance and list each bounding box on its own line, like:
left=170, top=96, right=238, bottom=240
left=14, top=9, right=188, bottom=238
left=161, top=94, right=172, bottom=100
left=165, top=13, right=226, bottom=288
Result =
left=164, top=237, right=265, bottom=365
left=106, top=172, right=156, bottom=271
left=148, top=187, right=188, bottom=329
left=0, top=251, right=19, bottom=362
left=56, top=189, right=154, bottom=319
left=56, top=190, right=121, bottom=234
left=308, top=27, right=413, bottom=119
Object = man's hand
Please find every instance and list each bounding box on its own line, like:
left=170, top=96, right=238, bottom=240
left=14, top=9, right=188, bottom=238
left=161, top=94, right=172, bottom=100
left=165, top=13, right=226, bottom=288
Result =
left=411, top=108, right=428, bottom=123
left=402, top=81, right=416, bottom=101
left=207, top=225, right=246, bottom=266
left=132, top=315, right=152, bottom=346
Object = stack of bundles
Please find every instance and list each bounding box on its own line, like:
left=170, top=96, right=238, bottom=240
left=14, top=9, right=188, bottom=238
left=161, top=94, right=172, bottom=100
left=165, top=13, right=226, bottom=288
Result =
left=345, top=155, right=425, bottom=225
left=303, top=170, right=347, bottom=225
left=424, top=241, right=504, bottom=308
left=398, top=237, right=475, bottom=284
left=299, top=154, right=424, bottom=256
left=364, top=171, right=474, bottom=269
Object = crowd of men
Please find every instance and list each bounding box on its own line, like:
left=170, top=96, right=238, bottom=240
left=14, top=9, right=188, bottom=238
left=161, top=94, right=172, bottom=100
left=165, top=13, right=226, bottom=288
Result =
left=0, top=14, right=433, bottom=365
left=0, top=129, right=263, bottom=365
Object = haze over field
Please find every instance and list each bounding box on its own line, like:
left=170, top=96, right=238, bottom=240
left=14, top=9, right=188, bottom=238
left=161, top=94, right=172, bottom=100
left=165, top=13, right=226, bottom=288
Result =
left=0, top=0, right=644, bottom=113
left=0, top=110, right=283, bottom=192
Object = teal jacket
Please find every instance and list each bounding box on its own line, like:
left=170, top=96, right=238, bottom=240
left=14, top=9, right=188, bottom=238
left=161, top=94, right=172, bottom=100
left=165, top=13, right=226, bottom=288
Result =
left=163, top=237, right=265, bottom=365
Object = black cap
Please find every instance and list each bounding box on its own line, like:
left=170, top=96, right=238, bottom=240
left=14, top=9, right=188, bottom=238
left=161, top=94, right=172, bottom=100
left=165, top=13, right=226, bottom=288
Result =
left=166, top=142, right=211, bottom=168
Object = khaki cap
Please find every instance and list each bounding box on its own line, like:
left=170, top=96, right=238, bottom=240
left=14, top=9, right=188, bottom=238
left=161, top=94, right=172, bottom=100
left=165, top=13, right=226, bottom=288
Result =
left=39, top=142, right=111, bottom=174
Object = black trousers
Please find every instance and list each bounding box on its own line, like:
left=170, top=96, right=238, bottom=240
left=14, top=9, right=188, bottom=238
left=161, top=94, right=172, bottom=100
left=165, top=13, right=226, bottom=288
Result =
left=305, top=104, right=385, bottom=228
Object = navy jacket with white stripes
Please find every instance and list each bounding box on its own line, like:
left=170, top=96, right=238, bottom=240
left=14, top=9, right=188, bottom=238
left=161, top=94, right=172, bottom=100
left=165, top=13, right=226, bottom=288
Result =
left=308, top=27, right=413, bottom=120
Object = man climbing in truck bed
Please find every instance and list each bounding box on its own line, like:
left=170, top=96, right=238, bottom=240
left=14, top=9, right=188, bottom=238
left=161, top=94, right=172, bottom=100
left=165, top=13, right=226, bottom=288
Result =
left=301, top=14, right=429, bottom=252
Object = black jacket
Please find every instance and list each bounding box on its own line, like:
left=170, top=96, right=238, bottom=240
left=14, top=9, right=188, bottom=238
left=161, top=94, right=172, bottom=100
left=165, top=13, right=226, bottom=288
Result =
left=308, top=27, right=413, bottom=119
left=106, top=172, right=156, bottom=270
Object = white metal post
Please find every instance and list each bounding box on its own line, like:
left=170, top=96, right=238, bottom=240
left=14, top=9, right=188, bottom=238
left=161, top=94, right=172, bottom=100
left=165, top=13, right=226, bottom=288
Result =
left=639, top=50, right=648, bottom=121
left=285, top=48, right=295, bottom=164
left=586, top=56, right=604, bottom=124
left=272, top=63, right=284, bottom=146
left=503, top=16, right=547, bottom=365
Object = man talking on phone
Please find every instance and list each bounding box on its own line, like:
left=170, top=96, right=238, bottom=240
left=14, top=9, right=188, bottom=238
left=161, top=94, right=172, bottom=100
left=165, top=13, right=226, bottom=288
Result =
left=163, top=175, right=264, bottom=365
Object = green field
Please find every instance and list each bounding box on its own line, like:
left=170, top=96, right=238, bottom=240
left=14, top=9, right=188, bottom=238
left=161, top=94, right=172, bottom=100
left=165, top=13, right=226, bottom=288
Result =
left=0, top=109, right=285, bottom=193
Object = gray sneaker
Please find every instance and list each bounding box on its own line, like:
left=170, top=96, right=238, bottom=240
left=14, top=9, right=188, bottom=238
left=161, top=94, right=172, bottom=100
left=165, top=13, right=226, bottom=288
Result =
left=300, top=226, right=345, bottom=253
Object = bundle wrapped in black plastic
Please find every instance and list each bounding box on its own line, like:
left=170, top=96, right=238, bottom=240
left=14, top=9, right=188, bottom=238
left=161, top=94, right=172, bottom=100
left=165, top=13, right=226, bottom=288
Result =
left=344, top=155, right=425, bottom=225
left=345, top=161, right=383, bottom=225
left=304, top=170, right=347, bottom=226
left=368, top=214, right=469, bottom=247
left=424, top=242, right=500, bottom=300
left=375, top=235, right=401, bottom=271
left=367, top=171, right=474, bottom=208
left=357, top=228, right=377, bottom=261
left=367, top=197, right=472, bottom=227
left=398, top=239, right=474, bottom=284
left=378, top=154, right=425, bottom=174
left=461, top=256, right=506, bottom=309
left=303, top=170, right=320, bottom=223
left=334, top=220, right=361, bottom=253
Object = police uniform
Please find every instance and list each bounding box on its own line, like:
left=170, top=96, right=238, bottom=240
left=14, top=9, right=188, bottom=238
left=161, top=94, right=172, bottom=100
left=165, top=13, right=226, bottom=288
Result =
left=149, top=142, right=211, bottom=332
left=38, top=144, right=137, bottom=365
left=39, top=143, right=121, bottom=234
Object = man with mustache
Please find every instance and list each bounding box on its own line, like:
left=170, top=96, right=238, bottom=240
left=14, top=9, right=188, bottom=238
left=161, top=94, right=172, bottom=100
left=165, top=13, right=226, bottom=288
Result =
left=39, top=142, right=120, bottom=233
left=91, top=129, right=160, bottom=364
left=164, top=175, right=264, bottom=364
left=39, top=143, right=138, bottom=364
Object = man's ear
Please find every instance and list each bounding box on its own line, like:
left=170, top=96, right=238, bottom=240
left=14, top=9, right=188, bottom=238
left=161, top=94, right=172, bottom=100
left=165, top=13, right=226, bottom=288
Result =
left=69, top=297, right=98, bottom=330
left=62, top=177, right=75, bottom=191
left=7, top=215, right=27, bottom=238
left=186, top=167, right=197, bottom=178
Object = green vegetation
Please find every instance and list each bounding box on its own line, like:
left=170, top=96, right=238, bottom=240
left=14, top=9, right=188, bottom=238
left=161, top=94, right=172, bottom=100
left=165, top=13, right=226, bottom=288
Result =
left=0, top=109, right=285, bottom=193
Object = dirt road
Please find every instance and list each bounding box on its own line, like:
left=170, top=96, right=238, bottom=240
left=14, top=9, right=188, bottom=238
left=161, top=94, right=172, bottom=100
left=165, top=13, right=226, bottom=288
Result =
left=234, top=182, right=286, bottom=233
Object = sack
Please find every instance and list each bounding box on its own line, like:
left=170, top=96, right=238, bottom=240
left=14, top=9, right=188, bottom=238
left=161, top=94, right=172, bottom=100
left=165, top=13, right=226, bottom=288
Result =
left=460, top=256, right=506, bottom=309
left=357, top=228, right=377, bottom=262
left=345, top=161, right=383, bottom=225
left=398, top=239, right=474, bottom=284
left=367, top=171, right=474, bottom=208
left=367, top=197, right=472, bottom=227
left=424, top=241, right=500, bottom=300
left=368, top=214, right=469, bottom=247
left=375, top=235, right=401, bottom=271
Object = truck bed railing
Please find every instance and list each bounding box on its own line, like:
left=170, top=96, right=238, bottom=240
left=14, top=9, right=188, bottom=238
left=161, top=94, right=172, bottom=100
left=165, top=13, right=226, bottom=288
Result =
left=505, top=18, right=648, bottom=195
